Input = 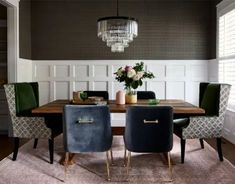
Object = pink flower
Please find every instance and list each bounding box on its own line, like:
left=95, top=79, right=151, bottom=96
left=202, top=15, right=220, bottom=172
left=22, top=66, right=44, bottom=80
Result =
left=125, top=65, right=132, bottom=72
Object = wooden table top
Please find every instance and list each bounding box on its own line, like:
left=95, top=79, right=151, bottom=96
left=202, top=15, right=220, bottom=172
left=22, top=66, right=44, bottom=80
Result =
left=32, top=99, right=205, bottom=115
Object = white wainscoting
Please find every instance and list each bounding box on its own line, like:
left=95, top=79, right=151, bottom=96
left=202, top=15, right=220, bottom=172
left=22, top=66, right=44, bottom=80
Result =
left=32, top=60, right=208, bottom=127
left=32, top=60, right=208, bottom=105
left=223, top=110, right=235, bottom=144
left=208, top=59, right=218, bottom=82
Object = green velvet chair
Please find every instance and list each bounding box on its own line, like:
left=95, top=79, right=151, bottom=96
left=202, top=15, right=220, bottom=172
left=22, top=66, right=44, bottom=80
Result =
left=4, top=82, right=58, bottom=164
left=174, top=83, right=231, bottom=163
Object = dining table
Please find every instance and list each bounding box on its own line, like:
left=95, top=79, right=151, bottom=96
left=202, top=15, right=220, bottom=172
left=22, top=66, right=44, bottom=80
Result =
left=32, top=99, right=205, bottom=165
left=32, top=99, right=205, bottom=135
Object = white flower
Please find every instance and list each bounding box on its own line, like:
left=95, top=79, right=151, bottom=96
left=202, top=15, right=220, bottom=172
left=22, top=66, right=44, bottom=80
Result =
left=133, top=71, right=144, bottom=81
left=137, top=71, right=144, bottom=78
left=127, top=69, right=136, bottom=78
left=133, top=74, right=140, bottom=81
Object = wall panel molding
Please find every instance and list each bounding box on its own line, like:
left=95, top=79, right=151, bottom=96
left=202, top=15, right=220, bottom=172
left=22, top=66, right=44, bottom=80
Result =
left=32, top=60, right=209, bottom=106
left=32, top=60, right=208, bottom=127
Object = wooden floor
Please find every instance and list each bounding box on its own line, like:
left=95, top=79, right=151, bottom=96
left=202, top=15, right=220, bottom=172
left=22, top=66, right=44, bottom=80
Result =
left=0, top=135, right=28, bottom=161
left=205, top=138, right=235, bottom=165
left=0, top=135, right=235, bottom=165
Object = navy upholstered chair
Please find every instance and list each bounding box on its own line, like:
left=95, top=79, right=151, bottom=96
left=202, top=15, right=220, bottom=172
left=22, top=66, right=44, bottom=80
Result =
left=174, top=83, right=231, bottom=163
left=124, top=106, right=173, bottom=180
left=4, top=82, right=59, bottom=164
left=84, top=91, right=109, bottom=100
left=63, top=105, right=113, bottom=181
left=137, top=91, right=156, bottom=99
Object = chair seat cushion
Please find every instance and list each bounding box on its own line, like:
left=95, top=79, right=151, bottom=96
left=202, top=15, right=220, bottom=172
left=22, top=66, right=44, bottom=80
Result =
left=173, top=118, right=189, bottom=128
left=15, top=83, right=37, bottom=116
left=173, top=118, right=189, bottom=137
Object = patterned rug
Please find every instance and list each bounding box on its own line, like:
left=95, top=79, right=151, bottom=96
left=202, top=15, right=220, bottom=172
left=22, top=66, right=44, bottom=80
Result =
left=0, top=135, right=235, bottom=184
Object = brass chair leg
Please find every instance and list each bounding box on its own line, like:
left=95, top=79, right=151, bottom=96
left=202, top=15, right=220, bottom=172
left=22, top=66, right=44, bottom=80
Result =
left=123, top=147, right=127, bottom=166
left=64, top=152, right=70, bottom=182
left=126, top=151, right=131, bottom=181
left=106, top=151, right=111, bottom=181
left=110, top=148, right=114, bottom=165
left=167, top=152, right=173, bottom=181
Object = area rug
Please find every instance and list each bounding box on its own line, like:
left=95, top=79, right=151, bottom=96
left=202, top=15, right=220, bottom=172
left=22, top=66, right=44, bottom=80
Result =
left=0, top=135, right=235, bottom=184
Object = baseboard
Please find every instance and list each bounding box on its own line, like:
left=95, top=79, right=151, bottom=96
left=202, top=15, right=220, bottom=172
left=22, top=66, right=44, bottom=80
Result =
left=0, top=130, right=8, bottom=135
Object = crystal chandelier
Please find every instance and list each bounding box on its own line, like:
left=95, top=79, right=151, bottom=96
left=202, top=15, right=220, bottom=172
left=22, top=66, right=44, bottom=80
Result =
left=97, top=0, right=138, bottom=52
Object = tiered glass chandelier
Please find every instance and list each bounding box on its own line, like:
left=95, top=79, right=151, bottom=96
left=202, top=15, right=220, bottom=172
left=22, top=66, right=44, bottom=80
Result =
left=97, top=0, right=138, bottom=52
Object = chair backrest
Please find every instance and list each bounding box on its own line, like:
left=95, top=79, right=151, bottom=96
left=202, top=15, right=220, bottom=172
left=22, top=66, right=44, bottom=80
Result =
left=14, top=82, right=39, bottom=116
left=218, top=83, right=231, bottom=117
left=183, top=83, right=231, bottom=139
left=4, top=82, right=39, bottom=116
left=124, top=106, right=173, bottom=153
left=84, top=91, right=109, bottom=100
left=4, top=82, right=50, bottom=138
left=137, top=91, right=156, bottom=99
left=199, top=83, right=231, bottom=117
left=63, top=105, right=112, bottom=153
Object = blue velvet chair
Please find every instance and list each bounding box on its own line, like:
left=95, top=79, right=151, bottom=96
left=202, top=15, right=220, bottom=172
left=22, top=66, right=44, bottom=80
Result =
left=4, top=82, right=59, bottom=164
left=137, top=91, right=156, bottom=99
left=174, top=83, right=231, bottom=163
left=124, top=106, right=173, bottom=180
left=84, top=91, right=109, bottom=100
left=63, top=105, right=113, bottom=181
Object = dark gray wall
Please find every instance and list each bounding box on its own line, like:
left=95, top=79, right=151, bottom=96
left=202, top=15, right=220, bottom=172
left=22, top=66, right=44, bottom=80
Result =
left=19, top=0, right=32, bottom=59
left=0, top=4, right=7, bottom=82
left=24, top=0, right=219, bottom=60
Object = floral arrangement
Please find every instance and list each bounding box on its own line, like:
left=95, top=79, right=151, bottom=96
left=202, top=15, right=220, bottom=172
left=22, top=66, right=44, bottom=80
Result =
left=114, top=62, right=155, bottom=94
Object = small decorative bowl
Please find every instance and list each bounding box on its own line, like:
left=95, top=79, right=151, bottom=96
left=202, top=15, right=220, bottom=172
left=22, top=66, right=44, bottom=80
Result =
left=148, top=99, right=160, bottom=105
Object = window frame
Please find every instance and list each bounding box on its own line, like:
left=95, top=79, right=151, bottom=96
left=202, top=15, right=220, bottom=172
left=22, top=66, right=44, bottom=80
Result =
left=217, top=0, right=235, bottom=111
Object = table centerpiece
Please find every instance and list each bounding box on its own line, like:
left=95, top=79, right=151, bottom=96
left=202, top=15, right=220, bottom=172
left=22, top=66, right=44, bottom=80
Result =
left=114, top=62, right=155, bottom=103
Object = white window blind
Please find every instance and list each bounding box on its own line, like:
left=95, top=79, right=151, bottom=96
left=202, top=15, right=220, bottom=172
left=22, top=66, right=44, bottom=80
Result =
left=218, top=8, right=235, bottom=110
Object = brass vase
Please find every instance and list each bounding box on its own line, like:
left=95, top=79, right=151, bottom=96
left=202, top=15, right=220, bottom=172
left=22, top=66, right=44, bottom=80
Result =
left=125, top=90, right=137, bottom=104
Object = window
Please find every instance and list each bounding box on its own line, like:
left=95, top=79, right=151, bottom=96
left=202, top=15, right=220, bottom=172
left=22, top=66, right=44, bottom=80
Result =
left=218, top=7, right=235, bottom=110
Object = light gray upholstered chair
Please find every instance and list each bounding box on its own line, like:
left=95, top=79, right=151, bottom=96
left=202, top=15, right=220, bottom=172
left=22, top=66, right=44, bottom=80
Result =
left=174, top=83, right=231, bottom=163
left=4, top=83, right=56, bottom=164
left=63, top=105, right=113, bottom=181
